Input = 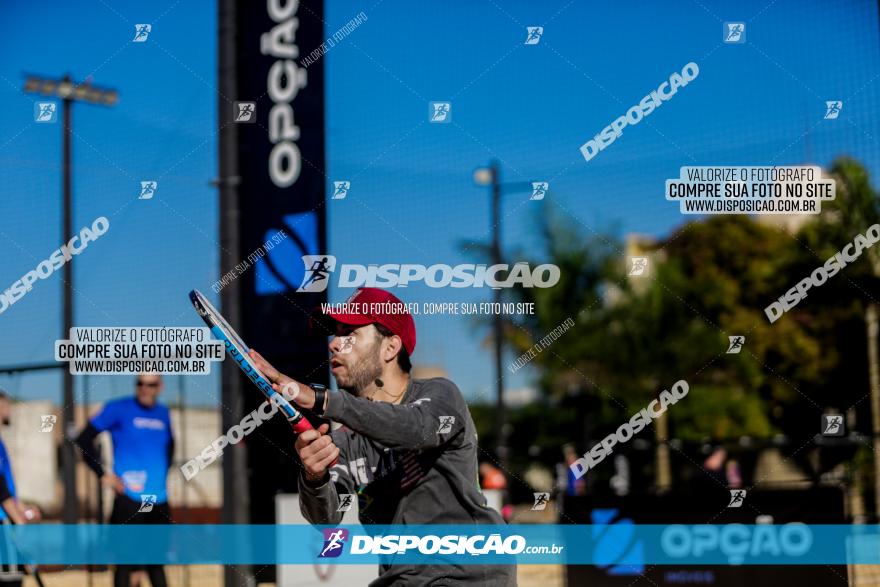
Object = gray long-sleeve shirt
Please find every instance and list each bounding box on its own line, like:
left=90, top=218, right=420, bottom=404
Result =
left=299, top=377, right=517, bottom=587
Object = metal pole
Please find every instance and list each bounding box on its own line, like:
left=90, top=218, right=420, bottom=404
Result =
left=82, top=374, right=92, bottom=587
left=179, top=375, right=190, bottom=587
left=219, top=2, right=252, bottom=585
left=61, top=81, right=78, bottom=524
left=490, top=161, right=507, bottom=469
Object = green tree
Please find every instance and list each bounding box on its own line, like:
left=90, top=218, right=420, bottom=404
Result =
left=799, top=156, right=880, bottom=513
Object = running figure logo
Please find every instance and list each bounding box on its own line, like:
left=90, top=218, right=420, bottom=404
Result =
left=40, top=415, right=57, bottom=432
left=337, top=494, right=355, bottom=512
left=727, top=336, right=745, bottom=354
left=824, top=101, right=843, bottom=120
left=724, top=22, right=745, bottom=43
left=727, top=490, right=746, bottom=508
left=822, top=414, right=844, bottom=436
left=234, top=102, right=256, bottom=123
left=429, top=102, right=451, bottom=123
left=139, top=181, right=158, bottom=200
left=298, top=255, right=337, bottom=292
left=531, top=182, right=548, bottom=201
left=138, top=494, right=157, bottom=513
left=319, top=528, right=349, bottom=558
left=628, top=257, right=648, bottom=276
left=437, top=416, right=455, bottom=434
left=531, top=492, right=550, bottom=511
left=35, top=102, right=57, bottom=123
left=339, top=336, right=355, bottom=354
left=332, top=181, right=350, bottom=199
left=524, top=27, right=544, bottom=45
left=133, top=24, right=152, bottom=42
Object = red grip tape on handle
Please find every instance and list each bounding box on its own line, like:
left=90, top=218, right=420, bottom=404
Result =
left=292, top=417, right=313, bottom=434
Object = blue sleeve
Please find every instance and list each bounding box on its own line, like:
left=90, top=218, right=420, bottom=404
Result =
left=90, top=400, right=120, bottom=432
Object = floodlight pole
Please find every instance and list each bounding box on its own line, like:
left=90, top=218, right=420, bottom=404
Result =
left=473, top=161, right=535, bottom=472
left=218, top=1, right=253, bottom=585
left=23, top=73, right=118, bottom=523
left=489, top=161, right=508, bottom=470
left=61, top=77, right=76, bottom=524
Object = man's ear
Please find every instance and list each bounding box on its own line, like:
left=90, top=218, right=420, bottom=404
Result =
left=382, top=335, right=403, bottom=364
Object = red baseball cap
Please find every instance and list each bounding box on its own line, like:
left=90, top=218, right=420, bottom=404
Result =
left=311, top=288, right=416, bottom=355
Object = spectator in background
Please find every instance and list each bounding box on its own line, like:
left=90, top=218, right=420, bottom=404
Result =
left=562, top=444, right=586, bottom=497
left=726, top=459, right=743, bottom=489
left=479, top=462, right=511, bottom=520
left=555, top=444, right=587, bottom=517
left=0, top=391, right=41, bottom=587
left=75, top=374, right=174, bottom=587
left=694, top=445, right=734, bottom=510
left=479, top=462, right=507, bottom=490
left=702, top=446, right=728, bottom=486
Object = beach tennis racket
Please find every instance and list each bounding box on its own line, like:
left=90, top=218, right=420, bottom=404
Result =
left=188, top=289, right=315, bottom=435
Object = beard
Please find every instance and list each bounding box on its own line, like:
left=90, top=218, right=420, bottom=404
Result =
left=334, top=342, right=383, bottom=394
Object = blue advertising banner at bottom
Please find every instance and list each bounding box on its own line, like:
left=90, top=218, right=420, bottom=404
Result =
left=4, top=524, right=877, bottom=565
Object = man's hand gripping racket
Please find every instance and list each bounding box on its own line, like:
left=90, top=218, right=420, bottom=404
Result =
left=247, top=349, right=340, bottom=478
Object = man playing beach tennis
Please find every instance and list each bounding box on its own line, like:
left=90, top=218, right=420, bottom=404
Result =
left=250, top=287, right=516, bottom=586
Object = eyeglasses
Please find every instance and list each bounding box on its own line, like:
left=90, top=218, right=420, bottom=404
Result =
left=136, top=381, right=160, bottom=388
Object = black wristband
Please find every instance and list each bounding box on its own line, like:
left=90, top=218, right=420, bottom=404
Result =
left=310, top=383, right=327, bottom=416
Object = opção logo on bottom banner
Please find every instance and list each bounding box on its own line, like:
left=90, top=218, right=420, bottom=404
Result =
left=297, top=255, right=561, bottom=292
left=660, top=523, right=813, bottom=564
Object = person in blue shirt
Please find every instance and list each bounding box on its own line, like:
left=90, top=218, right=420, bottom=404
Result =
left=75, top=374, right=174, bottom=587
left=0, top=392, right=42, bottom=587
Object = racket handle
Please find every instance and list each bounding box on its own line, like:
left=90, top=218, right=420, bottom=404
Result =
left=292, top=417, right=314, bottom=434
left=291, top=417, right=339, bottom=466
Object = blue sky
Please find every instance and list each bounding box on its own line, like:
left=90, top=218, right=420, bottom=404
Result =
left=1, top=0, right=879, bottom=407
